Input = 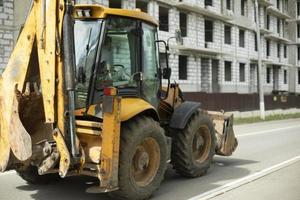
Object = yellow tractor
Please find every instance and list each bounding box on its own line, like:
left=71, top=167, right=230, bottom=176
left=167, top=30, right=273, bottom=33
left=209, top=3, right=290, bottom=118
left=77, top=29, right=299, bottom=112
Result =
left=0, top=1, right=237, bottom=199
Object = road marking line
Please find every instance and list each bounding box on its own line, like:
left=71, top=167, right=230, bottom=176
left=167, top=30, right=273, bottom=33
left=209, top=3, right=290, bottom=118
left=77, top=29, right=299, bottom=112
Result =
left=0, top=171, right=15, bottom=177
left=188, top=155, right=300, bottom=200
left=237, top=125, right=300, bottom=137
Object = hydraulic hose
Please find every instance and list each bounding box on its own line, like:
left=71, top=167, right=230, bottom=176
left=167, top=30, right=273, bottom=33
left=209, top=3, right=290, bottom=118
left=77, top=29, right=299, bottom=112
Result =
left=62, top=0, right=79, bottom=159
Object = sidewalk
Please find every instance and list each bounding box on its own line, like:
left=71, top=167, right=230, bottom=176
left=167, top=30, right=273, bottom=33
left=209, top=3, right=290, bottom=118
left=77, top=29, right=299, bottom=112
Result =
left=211, top=161, right=300, bottom=200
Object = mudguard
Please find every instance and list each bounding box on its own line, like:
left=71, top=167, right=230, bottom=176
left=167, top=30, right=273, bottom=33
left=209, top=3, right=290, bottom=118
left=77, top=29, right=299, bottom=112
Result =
left=76, top=98, right=160, bottom=122
left=169, top=101, right=201, bottom=129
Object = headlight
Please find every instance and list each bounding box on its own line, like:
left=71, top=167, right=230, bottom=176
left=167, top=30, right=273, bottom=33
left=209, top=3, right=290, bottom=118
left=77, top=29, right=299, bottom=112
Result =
left=76, top=9, right=92, bottom=17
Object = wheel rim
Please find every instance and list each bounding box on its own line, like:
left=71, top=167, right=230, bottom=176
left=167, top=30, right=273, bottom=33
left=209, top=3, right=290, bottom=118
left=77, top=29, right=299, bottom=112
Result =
left=131, top=137, right=160, bottom=187
left=192, top=125, right=211, bottom=163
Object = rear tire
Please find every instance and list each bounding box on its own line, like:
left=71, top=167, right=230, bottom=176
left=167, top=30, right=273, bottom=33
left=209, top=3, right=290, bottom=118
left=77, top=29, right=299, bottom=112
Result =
left=17, top=166, right=60, bottom=185
left=171, top=110, right=216, bottom=178
left=109, top=116, right=168, bottom=200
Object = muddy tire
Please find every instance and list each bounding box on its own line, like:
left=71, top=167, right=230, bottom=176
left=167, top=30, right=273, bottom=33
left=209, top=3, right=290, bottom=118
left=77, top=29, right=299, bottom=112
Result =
left=17, top=166, right=60, bottom=185
left=109, top=116, right=168, bottom=200
left=171, top=110, right=216, bottom=178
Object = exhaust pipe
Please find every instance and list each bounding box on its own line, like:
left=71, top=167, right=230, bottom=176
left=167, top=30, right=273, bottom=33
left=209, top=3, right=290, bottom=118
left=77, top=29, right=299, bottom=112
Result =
left=62, top=0, right=79, bottom=159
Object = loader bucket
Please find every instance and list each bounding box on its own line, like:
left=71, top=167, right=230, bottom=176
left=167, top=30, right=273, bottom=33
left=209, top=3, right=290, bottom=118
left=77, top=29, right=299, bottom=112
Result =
left=208, top=111, right=238, bottom=156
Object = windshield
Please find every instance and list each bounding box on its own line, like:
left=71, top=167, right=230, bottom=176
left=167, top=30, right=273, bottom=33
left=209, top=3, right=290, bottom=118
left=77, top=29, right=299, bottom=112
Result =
left=94, top=17, right=139, bottom=91
left=74, top=20, right=102, bottom=108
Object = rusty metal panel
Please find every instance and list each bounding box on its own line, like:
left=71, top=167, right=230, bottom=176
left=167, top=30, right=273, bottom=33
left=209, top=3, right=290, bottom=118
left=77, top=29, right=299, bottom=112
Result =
left=98, top=96, right=121, bottom=191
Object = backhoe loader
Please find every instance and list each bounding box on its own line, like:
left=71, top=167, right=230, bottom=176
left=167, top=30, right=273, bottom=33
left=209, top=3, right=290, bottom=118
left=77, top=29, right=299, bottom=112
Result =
left=0, top=0, right=237, bottom=199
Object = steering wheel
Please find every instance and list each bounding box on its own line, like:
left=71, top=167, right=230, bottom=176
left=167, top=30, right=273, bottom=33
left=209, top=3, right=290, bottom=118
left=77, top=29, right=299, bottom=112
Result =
left=112, top=64, right=131, bottom=80
left=113, top=64, right=125, bottom=71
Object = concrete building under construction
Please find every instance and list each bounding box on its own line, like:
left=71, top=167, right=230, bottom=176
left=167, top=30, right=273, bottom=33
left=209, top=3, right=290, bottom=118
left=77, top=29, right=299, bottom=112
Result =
left=1, top=0, right=300, bottom=94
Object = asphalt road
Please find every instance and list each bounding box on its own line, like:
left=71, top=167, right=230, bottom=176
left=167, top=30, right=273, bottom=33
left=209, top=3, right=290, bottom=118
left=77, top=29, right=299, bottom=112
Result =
left=0, top=118, right=299, bottom=200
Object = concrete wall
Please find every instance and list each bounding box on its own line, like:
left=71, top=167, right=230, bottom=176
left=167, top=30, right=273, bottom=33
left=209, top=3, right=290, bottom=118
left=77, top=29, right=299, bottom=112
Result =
left=0, top=0, right=14, bottom=72
left=1, top=0, right=299, bottom=94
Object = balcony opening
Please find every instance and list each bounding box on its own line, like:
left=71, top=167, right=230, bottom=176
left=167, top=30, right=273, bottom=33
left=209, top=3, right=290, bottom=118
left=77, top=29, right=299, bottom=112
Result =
left=201, top=58, right=211, bottom=92
left=277, top=43, right=281, bottom=58
left=179, top=55, right=188, bottom=80
left=205, top=20, right=213, bottom=43
left=283, top=21, right=286, bottom=37
left=180, top=12, right=187, bottom=37
left=266, top=15, right=270, bottom=30
left=298, top=46, right=300, bottom=61
left=266, top=67, right=271, bottom=83
left=239, top=29, right=245, bottom=48
left=298, top=1, right=300, bottom=16
left=298, top=24, right=300, bottom=38
left=277, top=18, right=281, bottom=34
left=159, top=6, right=169, bottom=32
left=136, top=1, right=148, bottom=13
left=254, top=32, right=258, bottom=51
left=212, top=59, right=220, bottom=93
left=254, top=5, right=257, bottom=22
left=284, top=69, right=287, bottom=84
left=284, top=45, right=287, bottom=58
left=277, top=0, right=280, bottom=10
left=224, top=25, right=231, bottom=44
left=239, top=63, right=245, bottom=82
left=205, top=0, right=213, bottom=7
left=284, top=0, right=289, bottom=12
left=225, top=61, right=232, bottom=82
left=226, top=0, right=231, bottom=10
left=241, top=0, right=247, bottom=16
left=109, top=0, right=122, bottom=8
left=298, top=68, right=300, bottom=84
left=266, top=39, right=270, bottom=57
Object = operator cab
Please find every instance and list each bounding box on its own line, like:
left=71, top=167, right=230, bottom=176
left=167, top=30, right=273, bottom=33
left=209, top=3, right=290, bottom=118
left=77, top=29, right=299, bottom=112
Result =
left=73, top=5, right=165, bottom=114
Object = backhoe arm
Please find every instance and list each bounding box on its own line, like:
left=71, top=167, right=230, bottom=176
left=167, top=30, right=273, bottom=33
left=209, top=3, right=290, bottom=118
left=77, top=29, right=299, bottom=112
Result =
left=0, top=0, right=65, bottom=172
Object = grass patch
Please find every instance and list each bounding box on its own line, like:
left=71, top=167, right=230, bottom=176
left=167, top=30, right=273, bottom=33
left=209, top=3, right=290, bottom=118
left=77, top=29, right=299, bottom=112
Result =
left=234, top=113, right=300, bottom=125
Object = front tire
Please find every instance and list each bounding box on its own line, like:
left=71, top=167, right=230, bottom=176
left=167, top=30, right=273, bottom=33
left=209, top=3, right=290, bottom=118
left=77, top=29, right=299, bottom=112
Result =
left=109, top=116, right=168, bottom=200
left=17, top=166, right=60, bottom=185
left=171, top=109, right=216, bottom=178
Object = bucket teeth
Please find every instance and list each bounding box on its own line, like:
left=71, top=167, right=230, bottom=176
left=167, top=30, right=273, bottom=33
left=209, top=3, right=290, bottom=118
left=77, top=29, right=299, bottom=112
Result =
left=23, top=82, right=41, bottom=96
left=24, top=82, right=31, bottom=96
left=33, top=82, right=40, bottom=95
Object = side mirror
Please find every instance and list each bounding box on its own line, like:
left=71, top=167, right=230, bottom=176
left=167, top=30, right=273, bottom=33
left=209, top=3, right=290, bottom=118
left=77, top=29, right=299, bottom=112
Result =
left=163, top=68, right=171, bottom=79
left=155, top=40, right=172, bottom=100
left=175, top=29, right=183, bottom=45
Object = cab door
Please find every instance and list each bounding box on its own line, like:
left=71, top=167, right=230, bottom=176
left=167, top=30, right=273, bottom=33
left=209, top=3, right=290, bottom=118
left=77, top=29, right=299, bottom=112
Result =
left=141, top=23, right=160, bottom=108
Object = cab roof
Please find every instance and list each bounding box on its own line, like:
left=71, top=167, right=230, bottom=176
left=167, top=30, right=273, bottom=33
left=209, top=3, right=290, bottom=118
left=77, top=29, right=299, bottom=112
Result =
left=74, top=4, right=159, bottom=26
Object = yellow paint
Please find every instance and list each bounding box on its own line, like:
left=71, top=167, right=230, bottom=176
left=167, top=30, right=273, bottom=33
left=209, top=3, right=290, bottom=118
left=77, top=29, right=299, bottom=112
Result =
left=35, top=0, right=56, bottom=123
left=76, top=127, right=101, bottom=136
left=99, top=96, right=121, bottom=189
left=56, top=0, right=66, bottom=137
left=52, top=129, right=71, bottom=178
left=75, top=98, right=158, bottom=122
left=77, top=132, right=102, bottom=164
left=74, top=4, right=158, bottom=26
left=0, top=2, right=37, bottom=170
left=120, top=98, right=157, bottom=121
left=0, top=0, right=66, bottom=171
